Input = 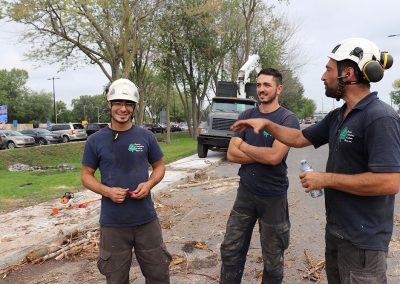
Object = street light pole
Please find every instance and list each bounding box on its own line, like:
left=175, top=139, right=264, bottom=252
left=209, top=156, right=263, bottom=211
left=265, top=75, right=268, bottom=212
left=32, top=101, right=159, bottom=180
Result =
left=83, top=105, right=87, bottom=121
left=48, top=77, right=60, bottom=124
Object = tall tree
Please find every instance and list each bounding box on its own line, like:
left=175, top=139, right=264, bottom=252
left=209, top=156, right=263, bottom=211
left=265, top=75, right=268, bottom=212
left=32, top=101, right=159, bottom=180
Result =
left=6, top=0, right=162, bottom=81
left=157, top=0, right=226, bottom=136
left=22, top=91, right=53, bottom=124
left=0, top=68, right=29, bottom=122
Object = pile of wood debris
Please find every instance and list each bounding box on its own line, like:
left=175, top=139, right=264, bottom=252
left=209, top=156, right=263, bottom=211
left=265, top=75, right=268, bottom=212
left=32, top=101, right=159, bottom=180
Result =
left=0, top=227, right=99, bottom=279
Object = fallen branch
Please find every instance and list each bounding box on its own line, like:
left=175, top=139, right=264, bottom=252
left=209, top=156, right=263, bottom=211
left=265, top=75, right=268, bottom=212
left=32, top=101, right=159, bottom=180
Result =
left=33, top=239, right=89, bottom=263
left=176, top=177, right=239, bottom=189
left=302, top=249, right=325, bottom=282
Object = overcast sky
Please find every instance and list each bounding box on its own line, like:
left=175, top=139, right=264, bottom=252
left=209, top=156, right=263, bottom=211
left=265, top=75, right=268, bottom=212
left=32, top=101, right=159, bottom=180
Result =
left=274, top=0, right=400, bottom=111
left=0, top=0, right=399, bottom=111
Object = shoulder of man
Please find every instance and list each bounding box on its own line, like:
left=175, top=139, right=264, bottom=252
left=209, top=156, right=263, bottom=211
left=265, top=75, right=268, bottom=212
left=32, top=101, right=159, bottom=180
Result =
left=238, top=107, right=257, bottom=120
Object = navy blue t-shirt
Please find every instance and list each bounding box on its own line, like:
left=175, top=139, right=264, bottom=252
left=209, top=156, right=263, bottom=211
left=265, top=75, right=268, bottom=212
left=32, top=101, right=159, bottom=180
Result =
left=82, top=125, right=163, bottom=227
left=302, top=92, right=400, bottom=251
left=236, top=106, right=300, bottom=196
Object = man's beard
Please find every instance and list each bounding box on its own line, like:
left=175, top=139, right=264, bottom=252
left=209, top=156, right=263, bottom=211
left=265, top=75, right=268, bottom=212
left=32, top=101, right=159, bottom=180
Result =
left=325, top=83, right=343, bottom=101
left=258, top=92, right=277, bottom=104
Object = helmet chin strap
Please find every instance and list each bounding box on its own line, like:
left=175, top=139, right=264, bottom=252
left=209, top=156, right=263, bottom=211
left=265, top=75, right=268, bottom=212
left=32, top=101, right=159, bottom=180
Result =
left=331, top=62, right=361, bottom=101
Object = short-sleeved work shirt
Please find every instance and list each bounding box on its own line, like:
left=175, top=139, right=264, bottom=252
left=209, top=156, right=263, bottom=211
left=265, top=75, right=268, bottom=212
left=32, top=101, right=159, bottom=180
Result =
left=82, top=125, right=163, bottom=227
left=236, top=106, right=300, bottom=197
left=302, top=92, right=400, bottom=251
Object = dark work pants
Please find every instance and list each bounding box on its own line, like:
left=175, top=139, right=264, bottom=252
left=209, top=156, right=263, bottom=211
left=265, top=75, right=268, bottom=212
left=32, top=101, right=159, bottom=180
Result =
left=220, top=185, right=290, bottom=284
left=325, top=229, right=387, bottom=284
left=97, top=218, right=172, bottom=284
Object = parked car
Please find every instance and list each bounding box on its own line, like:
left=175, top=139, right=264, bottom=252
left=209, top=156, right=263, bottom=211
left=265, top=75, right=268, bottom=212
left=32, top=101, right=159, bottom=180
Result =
left=170, top=124, right=182, bottom=132
left=0, top=130, right=36, bottom=149
left=85, top=123, right=109, bottom=136
left=141, top=123, right=166, bottom=133
left=47, top=123, right=87, bottom=142
left=179, top=122, right=189, bottom=131
left=20, top=128, right=63, bottom=145
left=304, top=117, right=313, bottom=124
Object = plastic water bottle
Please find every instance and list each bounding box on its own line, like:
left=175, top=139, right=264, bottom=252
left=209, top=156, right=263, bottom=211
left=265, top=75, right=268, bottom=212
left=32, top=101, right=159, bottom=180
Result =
left=300, top=160, right=324, bottom=198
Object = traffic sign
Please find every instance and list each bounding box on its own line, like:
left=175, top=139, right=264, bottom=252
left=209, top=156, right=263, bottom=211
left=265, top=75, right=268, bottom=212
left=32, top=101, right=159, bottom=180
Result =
left=0, top=106, right=7, bottom=123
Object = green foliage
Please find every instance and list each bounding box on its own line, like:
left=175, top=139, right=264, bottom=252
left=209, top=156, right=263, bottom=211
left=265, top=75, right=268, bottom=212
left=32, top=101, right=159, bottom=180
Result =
left=0, top=68, right=29, bottom=121
left=299, top=97, right=317, bottom=118
left=71, top=94, right=109, bottom=123
left=390, top=79, right=400, bottom=107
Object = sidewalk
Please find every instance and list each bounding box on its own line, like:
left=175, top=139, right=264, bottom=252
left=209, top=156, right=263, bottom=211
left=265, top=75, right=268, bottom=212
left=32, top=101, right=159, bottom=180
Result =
left=0, top=152, right=224, bottom=271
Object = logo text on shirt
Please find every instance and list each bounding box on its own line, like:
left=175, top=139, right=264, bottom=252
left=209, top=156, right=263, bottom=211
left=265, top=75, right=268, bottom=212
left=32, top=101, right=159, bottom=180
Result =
left=128, top=143, right=144, bottom=152
left=339, top=127, right=354, bottom=143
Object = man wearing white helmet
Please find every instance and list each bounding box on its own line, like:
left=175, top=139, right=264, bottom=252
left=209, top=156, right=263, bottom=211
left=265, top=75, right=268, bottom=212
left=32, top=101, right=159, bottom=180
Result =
left=230, top=38, right=400, bottom=283
left=81, top=78, right=171, bottom=283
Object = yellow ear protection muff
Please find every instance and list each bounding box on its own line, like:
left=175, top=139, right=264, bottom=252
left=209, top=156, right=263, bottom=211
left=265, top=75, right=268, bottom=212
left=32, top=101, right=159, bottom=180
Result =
left=380, top=51, right=393, bottom=70
left=361, top=51, right=393, bottom=83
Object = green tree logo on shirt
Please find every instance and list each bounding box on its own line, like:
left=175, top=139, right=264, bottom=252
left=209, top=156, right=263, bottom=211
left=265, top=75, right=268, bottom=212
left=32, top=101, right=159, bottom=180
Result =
left=339, top=127, right=348, bottom=142
left=262, top=130, right=271, bottom=138
left=128, top=144, right=137, bottom=152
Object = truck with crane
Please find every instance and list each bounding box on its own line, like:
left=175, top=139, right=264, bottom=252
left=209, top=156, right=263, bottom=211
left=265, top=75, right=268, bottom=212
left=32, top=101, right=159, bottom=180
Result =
left=197, top=55, right=261, bottom=158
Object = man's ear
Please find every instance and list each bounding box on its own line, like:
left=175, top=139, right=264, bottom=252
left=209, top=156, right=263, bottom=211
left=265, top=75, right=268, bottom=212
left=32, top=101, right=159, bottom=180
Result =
left=107, top=101, right=112, bottom=109
left=277, top=84, right=283, bottom=95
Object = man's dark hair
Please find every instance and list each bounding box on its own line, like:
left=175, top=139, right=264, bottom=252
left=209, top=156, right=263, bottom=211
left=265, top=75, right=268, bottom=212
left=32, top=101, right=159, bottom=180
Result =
left=257, top=68, right=283, bottom=85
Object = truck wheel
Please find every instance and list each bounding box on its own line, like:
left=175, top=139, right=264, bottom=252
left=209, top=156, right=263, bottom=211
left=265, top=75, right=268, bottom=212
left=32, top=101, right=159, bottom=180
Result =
left=197, top=143, right=208, bottom=158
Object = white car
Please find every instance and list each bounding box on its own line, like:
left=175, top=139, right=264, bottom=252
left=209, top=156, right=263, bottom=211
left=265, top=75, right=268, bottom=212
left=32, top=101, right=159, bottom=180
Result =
left=0, top=130, right=36, bottom=149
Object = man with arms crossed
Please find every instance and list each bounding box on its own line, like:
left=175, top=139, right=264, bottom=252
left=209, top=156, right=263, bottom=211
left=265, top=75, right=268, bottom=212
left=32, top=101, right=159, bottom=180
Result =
left=232, top=38, right=400, bottom=283
left=220, top=68, right=300, bottom=283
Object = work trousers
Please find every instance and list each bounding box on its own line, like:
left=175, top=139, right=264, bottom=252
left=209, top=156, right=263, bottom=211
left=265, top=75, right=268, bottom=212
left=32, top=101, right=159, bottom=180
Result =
left=325, top=229, right=387, bottom=284
left=97, top=218, right=172, bottom=284
left=220, top=185, right=290, bottom=284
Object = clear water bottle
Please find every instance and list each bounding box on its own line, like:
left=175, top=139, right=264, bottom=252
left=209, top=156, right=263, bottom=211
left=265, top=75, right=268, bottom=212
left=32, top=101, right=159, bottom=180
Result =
left=300, top=160, right=324, bottom=198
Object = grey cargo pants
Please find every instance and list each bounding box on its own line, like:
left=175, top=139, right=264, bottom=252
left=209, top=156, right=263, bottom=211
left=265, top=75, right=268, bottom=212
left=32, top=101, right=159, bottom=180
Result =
left=97, top=218, right=171, bottom=284
left=220, top=185, right=290, bottom=284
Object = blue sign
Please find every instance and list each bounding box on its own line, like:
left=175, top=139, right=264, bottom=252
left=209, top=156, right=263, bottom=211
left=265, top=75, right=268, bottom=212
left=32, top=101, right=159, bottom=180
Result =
left=47, top=120, right=52, bottom=127
left=13, top=120, right=18, bottom=129
left=0, top=105, right=7, bottom=123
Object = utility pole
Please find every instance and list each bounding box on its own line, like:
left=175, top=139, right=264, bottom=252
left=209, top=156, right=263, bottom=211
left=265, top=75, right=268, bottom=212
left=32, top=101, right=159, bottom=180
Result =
left=83, top=105, right=87, bottom=121
left=96, top=106, right=100, bottom=123
left=48, top=77, right=60, bottom=124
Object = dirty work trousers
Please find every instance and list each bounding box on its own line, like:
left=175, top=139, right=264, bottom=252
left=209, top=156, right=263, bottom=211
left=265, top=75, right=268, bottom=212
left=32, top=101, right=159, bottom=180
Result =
left=325, top=229, right=387, bottom=284
left=220, top=185, right=290, bottom=284
left=97, top=218, right=172, bottom=284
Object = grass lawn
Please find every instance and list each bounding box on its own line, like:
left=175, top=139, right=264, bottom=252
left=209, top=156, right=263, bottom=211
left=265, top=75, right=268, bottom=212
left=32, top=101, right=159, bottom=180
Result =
left=0, top=132, right=196, bottom=213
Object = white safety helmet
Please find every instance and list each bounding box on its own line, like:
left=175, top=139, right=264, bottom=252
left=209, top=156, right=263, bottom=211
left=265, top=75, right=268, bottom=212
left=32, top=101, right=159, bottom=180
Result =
left=107, top=78, right=139, bottom=103
left=328, top=38, right=393, bottom=82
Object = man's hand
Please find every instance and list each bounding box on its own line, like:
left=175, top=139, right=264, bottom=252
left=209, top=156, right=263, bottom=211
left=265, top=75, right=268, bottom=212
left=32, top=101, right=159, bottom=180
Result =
left=131, top=181, right=152, bottom=199
left=107, top=187, right=128, bottom=203
left=299, top=171, right=325, bottom=193
left=231, top=118, right=269, bottom=134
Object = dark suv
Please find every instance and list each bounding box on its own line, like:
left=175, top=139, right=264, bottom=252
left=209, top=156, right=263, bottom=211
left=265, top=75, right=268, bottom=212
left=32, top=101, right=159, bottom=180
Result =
left=20, top=128, right=63, bottom=145
left=47, top=123, right=87, bottom=142
left=142, top=123, right=166, bottom=133
left=85, top=123, right=109, bottom=136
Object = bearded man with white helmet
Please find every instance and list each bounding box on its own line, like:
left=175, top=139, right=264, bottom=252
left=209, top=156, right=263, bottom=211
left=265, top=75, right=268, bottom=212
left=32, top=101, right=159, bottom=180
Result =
left=81, top=78, right=171, bottom=283
left=230, top=38, right=400, bottom=283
